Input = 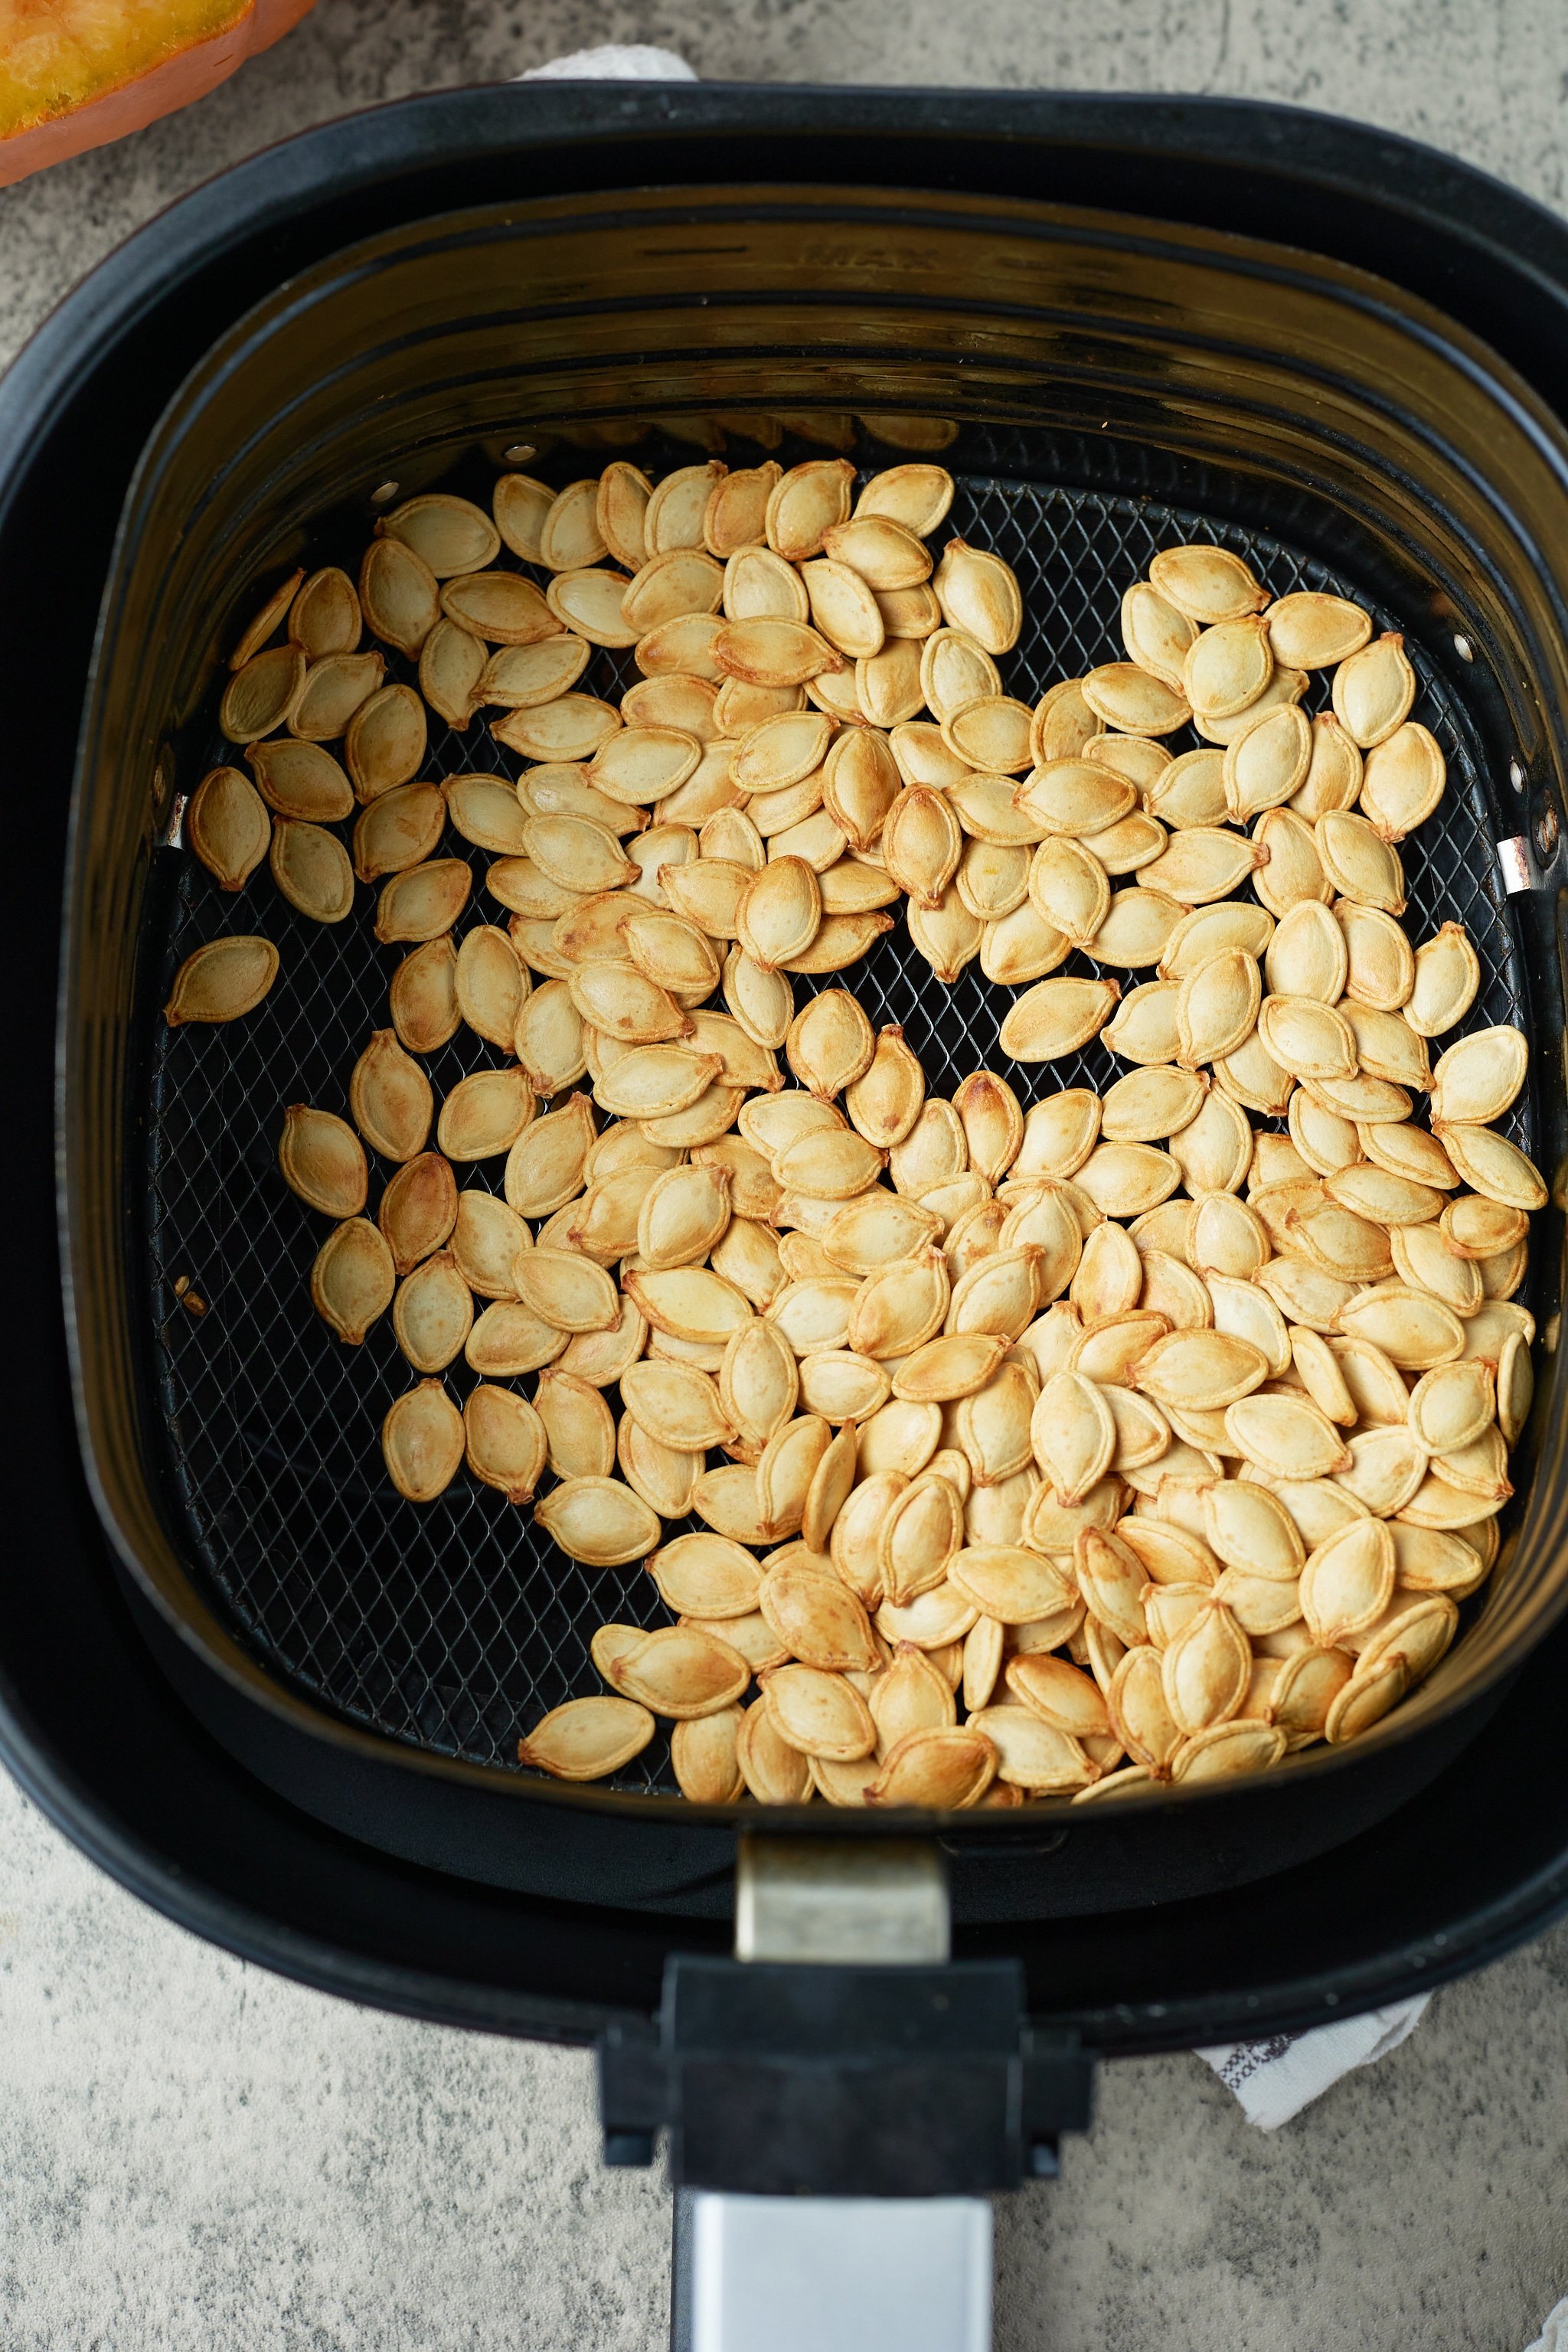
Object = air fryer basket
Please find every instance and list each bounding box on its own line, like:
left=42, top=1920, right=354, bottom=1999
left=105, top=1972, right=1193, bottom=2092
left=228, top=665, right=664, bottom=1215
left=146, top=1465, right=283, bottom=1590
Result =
left=142, top=466, right=1532, bottom=1796
left=61, top=180, right=1568, bottom=1877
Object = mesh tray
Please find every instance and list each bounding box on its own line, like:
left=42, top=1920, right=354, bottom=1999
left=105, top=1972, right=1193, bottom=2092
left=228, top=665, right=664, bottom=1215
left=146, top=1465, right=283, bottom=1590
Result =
left=140, top=459, right=1532, bottom=1794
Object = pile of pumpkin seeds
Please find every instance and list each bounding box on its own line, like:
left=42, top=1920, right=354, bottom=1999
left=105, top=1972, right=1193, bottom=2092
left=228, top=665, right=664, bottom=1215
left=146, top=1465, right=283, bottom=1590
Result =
left=168, top=450, right=1538, bottom=1808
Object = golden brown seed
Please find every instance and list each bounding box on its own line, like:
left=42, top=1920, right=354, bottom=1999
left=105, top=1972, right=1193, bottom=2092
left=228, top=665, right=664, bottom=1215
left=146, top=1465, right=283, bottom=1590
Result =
left=350, top=1029, right=433, bottom=1161
left=374, top=858, right=472, bottom=944
left=392, top=1251, right=473, bottom=1373
left=382, top=1379, right=465, bottom=1502
left=270, top=820, right=354, bottom=923
left=231, top=567, right=305, bottom=668
left=1148, top=544, right=1268, bottom=625
left=279, top=1105, right=368, bottom=1220
left=1406, top=923, right=1480, bottom=1037
left=1082, top=662, right=1191, bottom=737
left=188, top=766, right=272, bottom=892
left=998, top=975, right=1119, bottom=1061
left=310, top=1217, right=395, bottom=1344
left=220, top=643, right=306, bottom=742
left=1184, top=613, right=1272, bottom=720
left=1332, top=632, right=1416, bottom=747
left=289, top=649, right=386, bottom=742
left=1266, top=592, right=1373, bottom=669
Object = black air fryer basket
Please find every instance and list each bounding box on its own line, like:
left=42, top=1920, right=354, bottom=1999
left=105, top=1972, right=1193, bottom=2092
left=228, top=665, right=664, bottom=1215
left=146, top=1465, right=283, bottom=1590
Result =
left=5, top=90, right=1568, bottom=2185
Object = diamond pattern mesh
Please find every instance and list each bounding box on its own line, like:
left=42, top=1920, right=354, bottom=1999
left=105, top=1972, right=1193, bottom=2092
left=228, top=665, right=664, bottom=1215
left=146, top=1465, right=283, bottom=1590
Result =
left=140, top=462, right=1531, bottom=1795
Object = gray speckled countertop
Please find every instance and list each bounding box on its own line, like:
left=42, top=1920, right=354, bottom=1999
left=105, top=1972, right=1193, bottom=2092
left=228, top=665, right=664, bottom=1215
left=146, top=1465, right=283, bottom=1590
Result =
left=5, top=6, right=1568, bottom=2346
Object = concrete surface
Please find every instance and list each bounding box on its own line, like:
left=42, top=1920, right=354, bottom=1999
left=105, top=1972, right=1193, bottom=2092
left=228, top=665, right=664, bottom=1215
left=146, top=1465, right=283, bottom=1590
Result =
left=5, top=3, right=1568, bottom=2346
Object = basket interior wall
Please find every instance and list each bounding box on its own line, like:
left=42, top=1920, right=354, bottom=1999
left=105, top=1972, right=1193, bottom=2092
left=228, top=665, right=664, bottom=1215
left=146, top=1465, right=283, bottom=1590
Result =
left=63, top=188, right=1568, bottom=1820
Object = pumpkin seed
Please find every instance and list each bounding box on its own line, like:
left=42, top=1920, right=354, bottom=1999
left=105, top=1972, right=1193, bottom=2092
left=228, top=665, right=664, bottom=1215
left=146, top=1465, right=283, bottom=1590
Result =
left=854, top=461, right=954, bottom=534
left=1332, top=632, right=1416, bottom=747
left=1429, top=1024, right=1528, bottom=1129
left=1081, top=662, right=1191, bottom=737
left=1096, top=978, right=1179, bottom=1067
left=1198, top=1478, right=1304, bottom=1580
left=1263, top=899, right=1348, bottom=1004
left=1442, top=1195, right=1528, bottom=1262
left=728, top=545, right=808, bottom=626
left=509, top=1247, right=616, bottom=1335
left=512, top=980, right=586, bottom=1095
left=347, top=782, right=443, bottom=885
left=266, top=818, right=354, bottom=923
left=608, top=1622, right=750, bottom=1716
left=1358, top=721, right=1446, bottom=841
left=864, top=1725, right=997, bottom=1808
left=188, top=766, right=271, bottom=893
left=1316, top=809, right=1406, bottom=913
left=1028, top=1371, right=1116, bottom=1505
left=387, top=1246, right=472, bottom=1372
left=892, top=1332, right=1010, bottom=1404
left=763, top=1661, right=875, bottom=1761
left=1432, top=1122, right=1546, bottom=1211
left=1086, top=885, right=1181, bottom=969
left=760, top=458, right=856, bottom=563
left=451, top=1383, right=547, bottom=1511
left=928, top=538, right=1021, bottom=654
left=819, top=1195, right=940, bottom=1279
left=1160, top=1596, right=1250, bottom=1733
left=877, top=1473, right=965, bottom=1606
left=491, top=472, right=555, bottom=564
left=220, top=642, right=306, bottom=742
left=1300, top=1517, right=1394, bottom=1646
left=1148, top=544, right=1267, bottom=625
left=717, top=1316, right=799, bottom=1455
left=1132, top=1327, right=1269, bottom=1412
left=1356, top=1119, right=1452, bottom=1194
left=1120, top=580, right=1199, bottom=688
left=246, top=737, right=355, bottom=825
left=733, top=1694, right=812, bottom=1802
left=374, top=858, right=472, bottom=943
left=1072, top=1219, right=1144, bottom=1320
left=437, top=1190, right=524, bottom=1303
left=521, top=1693, right=658, bottom=1778
left=1184, top=614, right=1273, bottom=720
left=641, top=1534, right=760, bottom=1622
left=534, top=479, right=608, bottom=573
left=998, top=975, right=1119, bottom=1061
left=848, top=1246, right=952, bottom=1361
left=1292, top=712, right=1364, bottom=821
left=1174, top=1720, right=1288, bottom=1779
left=643, top=461, right=724, bottom=557
left=310, top=1216, right=395, bottom=1344
left=1253, top=806, right=1330, bottom=917
left=364, top=1156, right=453, bottom=1285
left=870, top=1645, right=957, bottom=1753
left=348, top=1028, right=433, bottom=1161
left=358, top=533, right=441, bottom=656
left=1016, top=758, right=1135, bottom=844
left=231, top=568, right=305, bottom=668
left=1174, top=949, right=1260, bottom=1069
left=278, top=1103, right=368, bottom=1222
left=671, top=1708, right=746, bottom=1804
left=375, top=1380, right=462, bottom=1504
left=1227, top=1390, right=1352, bottom=1480
left=1386, top=1222, right=1481, bottom=1317
left=1265, top=591, right=1372, bottom=668
left=1406, top=922, right=1480, bottom=1037
left=1141, top=828, right=1269, bottom=906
